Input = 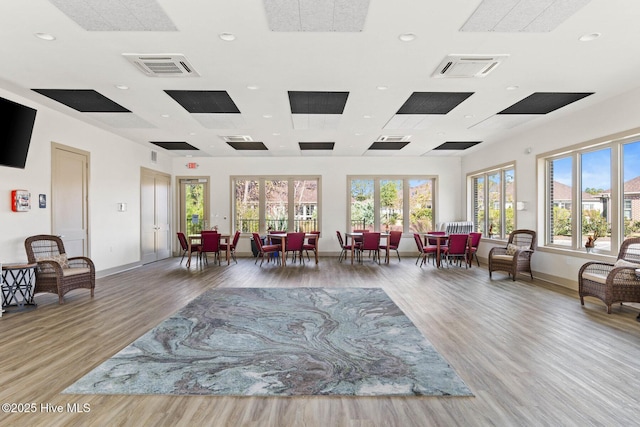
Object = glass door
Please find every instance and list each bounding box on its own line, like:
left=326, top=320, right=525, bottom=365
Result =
left=178, top=177, right=209, bottom=236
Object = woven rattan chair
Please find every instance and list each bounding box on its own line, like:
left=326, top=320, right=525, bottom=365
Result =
left=579, top=237, right=640, bottom=314
left=24, top=234, right=95, bottom=304
left=488, top=229, right=536, bottom=280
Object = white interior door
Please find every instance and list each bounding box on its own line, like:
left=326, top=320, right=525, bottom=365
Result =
left=52, top=143, right=89, bottom=257
left=141, top=168, right=171, bottom=263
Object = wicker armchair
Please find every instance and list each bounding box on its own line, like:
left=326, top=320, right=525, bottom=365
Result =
left=579, top=237, right=640, bottom=314
left=24, top=235, right=95, bottom=304
left=488, top=229, right=536, bottom=280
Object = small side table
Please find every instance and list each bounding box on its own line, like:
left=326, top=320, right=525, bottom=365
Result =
left=1, top=263, right=38, bottom=313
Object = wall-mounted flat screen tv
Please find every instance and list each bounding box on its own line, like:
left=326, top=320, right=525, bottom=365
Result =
left=0, top=96, right=37, bottom=169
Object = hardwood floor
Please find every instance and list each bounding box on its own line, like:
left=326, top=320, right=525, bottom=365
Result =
left=1, top=255, right=639, bottom=426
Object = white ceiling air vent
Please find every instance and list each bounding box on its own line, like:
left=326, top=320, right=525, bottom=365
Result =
left=377, top=135, right=411, bottom=142
left=220, top=135, right=253, bottom=142
left=122, top=54, right=200, bottom=77
left=432, top=54, right=508, bottom=78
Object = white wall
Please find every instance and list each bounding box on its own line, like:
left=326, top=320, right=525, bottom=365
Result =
left=172, top=156, right=463, bottom=256
left=461, top=86, right=640, bottom=285
left=0, top=88, right=173, bottom=270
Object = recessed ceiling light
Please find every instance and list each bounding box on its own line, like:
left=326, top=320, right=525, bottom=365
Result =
left=464, top=114, right=474, bottom=119
left=219, top=32, right=236, bottom=41
left=247, top=85, right=259, bottom=90
left=115, top=84, right=129, bottom=90
left=398, top=33, right=416, bottom=42
left=263, top=114, right=273, bottom=119
left=189, top=132, right=197, bottom=136
left=161, top=114, right=170, bottom=118
left=35, top=32, right=56, bottom=41
left=437, top=132, right=445, bottom=136
left=506, top=85, right=519, bottom=91
left=186, top=154, right=193, bottom=158
left=272, top=132, right=281, bottom=136
left=579, top=33, right=601, bottom=42
left=377, top=86, right=388, bottom=90
left=363, top=115, right=372, bottom=119
left=355, top=133, right=362, bottom=136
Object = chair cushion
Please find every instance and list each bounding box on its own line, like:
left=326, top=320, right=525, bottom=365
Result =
left=62, top=267, right=91, bottom=277
left=613, top=259, right=640, bottom=280
left=491, top=254, right=514, bottom=262
left=36, top=253, right=70, bottom=269
left=505, top=243, right=528, bottom=256
left=582, top=272, right=608, bottom=284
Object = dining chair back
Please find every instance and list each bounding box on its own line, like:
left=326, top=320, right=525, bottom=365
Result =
left=442, top=234, right=470, bottom=268
left=303, top=231, right=321, bottom=261
left=426, top=231, right=447, bottom=246
left=380, top=230, right=402, bottom=262
left=252, top=233, right=281, bottom=266
left=468, top=232, right=482, bottom=266
left=414, top=233, right=437, bottom=267
left=200, top=231, right=221, bottom=265
left=221, top=230, right=241, bottom=263
left=285, top=232, right=306, bottom=264
left=336, top=231, right=356, bottom=263
left=360, top=232, right=381, bottom=264
left=177, top=231, right=201, bottom=265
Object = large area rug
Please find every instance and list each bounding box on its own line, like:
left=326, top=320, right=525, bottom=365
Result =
left=64, top=287, right=472, bottom=397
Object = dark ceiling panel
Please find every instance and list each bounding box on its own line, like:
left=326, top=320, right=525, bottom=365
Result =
left=164, top=90, right=240, bottom=113
left=226, top=141, right=268, bottom=150
left=433, top=141, right=481, bottom=150
left=299, top=142, right=335, bottom=150
left=368, top=141, right=410, bottom=150
left=150, top=141, right=199, bottom=150
left=396, top=92, right=474, bottom=115
left=32, top=89, right=130, bottom=113
left=288, top=91, right=349, bottom=114
left=498, top=92, right=594, bottom=114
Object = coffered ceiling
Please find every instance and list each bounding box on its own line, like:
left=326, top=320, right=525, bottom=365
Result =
left=0, top=0, right=638, bottom=158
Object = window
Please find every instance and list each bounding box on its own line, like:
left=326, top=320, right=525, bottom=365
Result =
left=542, top=135, right=640, bottom=253
left=233, top=176, right=320, bottom=233
left=469, top=164, right=515, bottom=239
left=348, top=176, right=435, bottom=233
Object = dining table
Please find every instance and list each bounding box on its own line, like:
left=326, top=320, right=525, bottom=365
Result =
left=186, top=233, right=231, bottom=267
left=421, top=233, right=449, bottom=268
left=344, top=232, right=391, bottom=265
left=268, top=233, right=320, bottom=266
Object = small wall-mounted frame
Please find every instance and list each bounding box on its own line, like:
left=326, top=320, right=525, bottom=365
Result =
left=516, top=201, right=527, bottom=211
left=39, top=194, right=46, bottom=208
left=11, top=190, right=31, bottom=212
left=117, top=202, right=127, bottom=212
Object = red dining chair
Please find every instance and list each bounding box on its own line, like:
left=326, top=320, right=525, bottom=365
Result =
left=284, top=232, right=306, bottom=264
left=380, top=230, right=402, bottom=262
left=177, top=232, right=201, bottom=265
left=337, top=231, right=358, bottom=263
left=359, top=232, right=381, bottom=264
left=442, top=234, right=471, bottom=268
left=252, top=233, right=281, bottom=266
left=414, top=233, right=437, bottom=267
left=220, top=230, right=241, bottom=264
left=303, top=231, right=321, bottom=262
left=200, top=231, right=221, bottom=265
left=467, top=232, right=482, bottom=267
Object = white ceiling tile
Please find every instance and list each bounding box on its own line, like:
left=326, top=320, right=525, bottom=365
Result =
left=192, top=114, right=246, bottom=129
left=48, top=0, right=177, bottom=31
left=468, top=115, right=538, bottom=131
left=384, top=115, right=437, bottom=130
left=85, top=113, right=156, bottom=129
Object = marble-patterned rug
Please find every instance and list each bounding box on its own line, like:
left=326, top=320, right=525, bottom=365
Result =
left=64, top=287, right=472, bottom=397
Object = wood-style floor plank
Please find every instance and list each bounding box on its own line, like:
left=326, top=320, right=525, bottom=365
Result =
left=1, top=255, right=639, bottom=426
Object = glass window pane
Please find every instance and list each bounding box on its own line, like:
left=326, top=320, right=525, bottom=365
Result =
left=350, top=179, right=374, bottom=231
left=623, top=141, right=640, bottom=239
left=549, top=157, right=572, bottom=246
left=294, top=179, right=318, bottom=232
left=409, top=179, right=433, bottom=233
left=504, top=169, right=515, bottom=236
left=234, top=179, right=259, bottom=233
left=265, top=180, right=288, bottom=231
left=581, top=148, right=611, bottom=251
left=488, top=172, right=502, bottom=238
left=380, top=179, right=403, bottom=232
left=473, top=177, right=485, bottom=235
left=185, top=182, right=205, bottom=235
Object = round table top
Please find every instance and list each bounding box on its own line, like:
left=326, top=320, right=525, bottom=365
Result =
left=2, top=262, right=37, bottom=270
